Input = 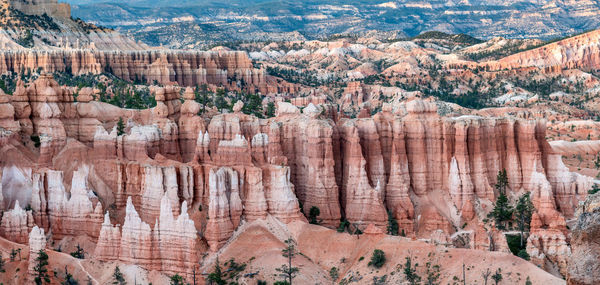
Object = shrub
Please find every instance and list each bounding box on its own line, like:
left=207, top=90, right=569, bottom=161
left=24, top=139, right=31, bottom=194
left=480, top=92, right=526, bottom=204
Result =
left=517, top=249, right=530, bottom=260
left=368, top=249, right=386, bottom=268
left=308, top=206, right=320, bottom=224
left=329, top=267, right=339, bottom=280
left=70, top=244, right=85, bottom=259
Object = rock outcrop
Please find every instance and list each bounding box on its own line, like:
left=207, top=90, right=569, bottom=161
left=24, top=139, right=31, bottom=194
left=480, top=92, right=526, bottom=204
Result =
left=94, top=196, right=198, bottom=279
left=0, top=50, right=269, bottom=92
left=27, top=226, right=46, bottom=283
left=30, top=168, right=103, bottom=240
left=1, top=95, right=593, bottom=280
left=0, top=201, right=34, bottom=243
left=567, top=192, right=600, bottom=285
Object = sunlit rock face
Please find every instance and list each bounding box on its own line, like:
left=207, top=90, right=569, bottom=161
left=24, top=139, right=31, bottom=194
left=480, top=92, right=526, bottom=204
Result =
left=0, top=95, right=591, bottom=280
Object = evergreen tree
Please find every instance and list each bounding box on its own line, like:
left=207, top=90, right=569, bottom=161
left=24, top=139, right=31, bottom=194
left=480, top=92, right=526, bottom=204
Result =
left=491, top=269, right=502, bottom=285
left=425, top=260, right=440, bottom=285
left=276, top=238, right=299, bottom=285
left=195, top=84, right=212, bottom=114
left=34, top=250, right=51, bottom=285
left=10, top=249, right=17, bottom=261
left=403, top=256, right=421, bottom=285
left=117, top=117, right=125, bottom=136
left=112, top=266, right=126, bottom=285
left=0, top=253, right=5, bottom=272
left=207, top=257, right=226, bottom=285
left=387, top=210, right=399, bottom=236
left=589, top=184, right=600, bottom=195
left=70, top=244, right=85, bottom=259
left=489, top=192, right=513, bottom=230
left=515, top=192, right=534, bottom=247
left=170, top=274, right=184, bottom=285
left=337, top=219, right=350, bottom=233
left=488, top=170, right=513, bottom=230
left=62, top=266, right=78, bottom=285
left=242, top=93, right=264, bottom=118
left=308, top=206, right=320, bottom=225
left=214, top=88, right=229, bottom=111
left=266, top=101, right=276, bottom=118
left=368, top=249, right=386, bottom=268
left=495, top=169, right=508, bottom=195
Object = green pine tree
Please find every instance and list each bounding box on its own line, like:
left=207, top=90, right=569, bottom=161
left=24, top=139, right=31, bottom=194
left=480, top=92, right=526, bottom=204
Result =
left=403, top=256, right=421, bottom=285
left=276, top=238, right=299, bottom=285
left=488, top=169, right=513, bottom=230
left=112, top=266, right=126, bottom=285
left=387, top=210, right=399, bottom=236
left=117, top=117, right=125, bottom=136
left=207, top=257, right=226, bottom=285
left=266, top=101, right=276, bottom=118
left=308, top=206, right=320, bottom=225
left=515, top=192, right=534, bottom=247
left=170, top=274, right=184, bottom=285
left=34, top=250, right=51, bottom=285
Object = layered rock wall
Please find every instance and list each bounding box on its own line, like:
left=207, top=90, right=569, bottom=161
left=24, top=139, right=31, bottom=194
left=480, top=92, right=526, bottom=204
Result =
left=0, top=50, right=268, bottom=91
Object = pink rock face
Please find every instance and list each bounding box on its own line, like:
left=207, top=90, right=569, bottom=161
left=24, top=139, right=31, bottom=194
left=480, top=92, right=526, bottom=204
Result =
left=527, top=229, right=571, bottom=277
left=141, top=165, right=180, bottom=224
left=0, top=50, right=274, bottom=93
left=491, top=29, right=600, bottom=71
left=568, top=192, right=600, bottom=285
left=0, top=90, right=21, bottom=134
left=27, top=75, right=68, bottom=164
left=0, top=201, right=34, bottom=244
left=94, top=212, right=121, bottom=261
left=277, top=114, right=342, bottom=227
left=262, top=165, right=305, bottom=223
left=338, top=119, right=387, bottom=230
left=154, top=195, right=198, bottom=278
left=30, top=168, right=103, bottom=240
left=205, top=167, right=241, bottom=251
left=27, top=226, right=46, bottom=282
left=119, top=197, right=154, bottom=268
left=1, top=93, right=593, bottom=278
left=179, top=87, right=206, bottom=163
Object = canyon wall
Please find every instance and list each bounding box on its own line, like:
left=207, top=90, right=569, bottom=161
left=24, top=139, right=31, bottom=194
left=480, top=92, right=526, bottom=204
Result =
left=0, top=76, right=593, bottom=279
left=0, top=50, right=287, bottom=93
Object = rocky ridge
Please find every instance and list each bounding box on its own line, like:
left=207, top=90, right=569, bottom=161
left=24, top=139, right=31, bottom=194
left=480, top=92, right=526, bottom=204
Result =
left=0, top=74, right=593, bottom=281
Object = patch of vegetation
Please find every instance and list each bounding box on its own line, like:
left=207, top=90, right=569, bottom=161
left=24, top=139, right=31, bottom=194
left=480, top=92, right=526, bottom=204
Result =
left=0, top=8, right=60, bottom=31
left=33, top=249, right=51, bottom=284
left=0, top=253, right=5, bottom=272
left=368, top=249, right=386, bottom=268
left=506, top=234, right=527, bottom=257
left=412, top=31, right=483, bottom=45
left=329, top=267, right=339, bottom=280
left=488, top=169, right=513, bottom=230
left=169, top=274, right=184, bottom=285
left=491, top=268, right=503, bottom=285
left=403, top=256, right=421, bottom=285
left=16, top=29, right=34, bottom=48
left=69, top=244, right=85, bottom=259
left=112, top=266, right=125, bottom=284
left=116, top=117, right=125, bottom=136
left=31, top=135, right=41, bottom=148
left=266, top=66, right=328, bottom=87
left=276, top=238, right=299, bottom=285
left=0, top=74, right=17, bottom=94
left=387, top=210, right=399, bottom=236
left=308, top=206, right=320, bottom=225
left=71, top=17, right=113, bottom=33
left=589, top=184, right=600, bottom=195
